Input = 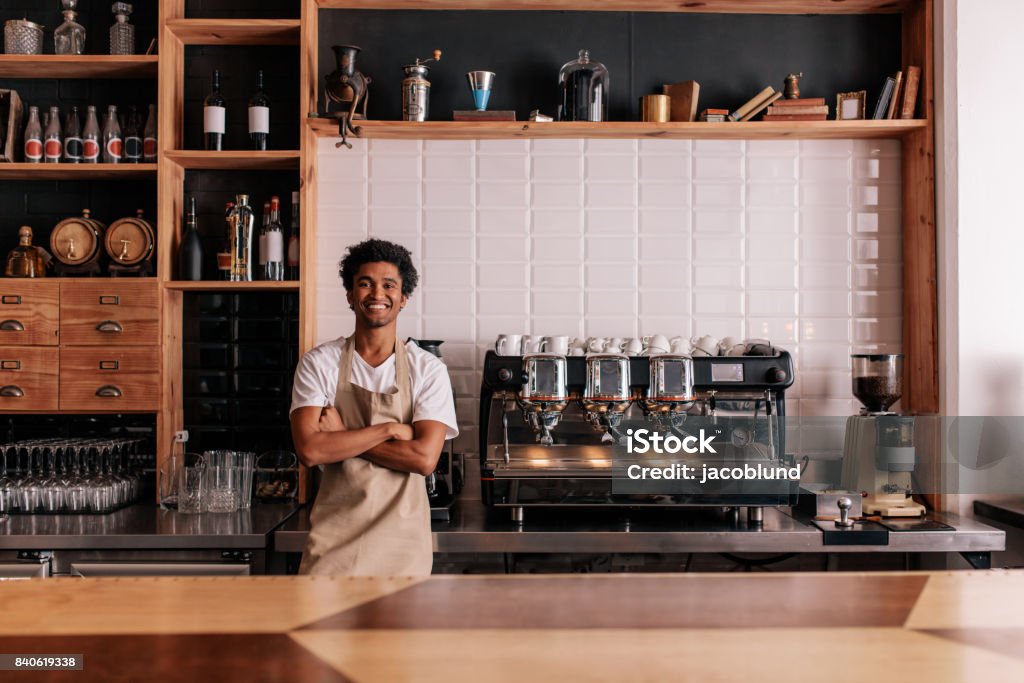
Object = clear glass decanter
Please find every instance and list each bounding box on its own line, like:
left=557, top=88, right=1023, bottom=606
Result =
left=54, top=0, right=86, bottom=55
left=558, top=49, right=609, bottom=122
left=109, top=2, right=135, bottom=55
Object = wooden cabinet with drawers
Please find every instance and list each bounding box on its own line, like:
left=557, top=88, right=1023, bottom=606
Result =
left=0, top=281, right=59, bottom=346
left=0, top=346, right=59, bottom=412
left=59, top=347, right=160, bottom=411
left=59, top=281, right=160, bottom=346
left=0, top=280, right=159, bottom=413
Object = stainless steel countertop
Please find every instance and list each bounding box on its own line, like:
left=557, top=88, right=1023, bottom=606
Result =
left=0, top=503, right=300, bottom=550
left=274, top=498, right=1005, bottom=555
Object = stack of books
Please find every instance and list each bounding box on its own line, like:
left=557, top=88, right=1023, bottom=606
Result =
left=699, top=108, right=729, bottom=122
left=728, top=86, right=782, bottom=122
left=762, top=97, right=828, bottom=121
left=872, top=66, right=921, bottom=120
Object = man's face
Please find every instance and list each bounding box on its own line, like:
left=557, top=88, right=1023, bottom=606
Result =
left=347, top=261, right=407, bottom=329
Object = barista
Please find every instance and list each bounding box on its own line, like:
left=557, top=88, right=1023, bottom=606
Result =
left=290, top=239, right=458, bottom=576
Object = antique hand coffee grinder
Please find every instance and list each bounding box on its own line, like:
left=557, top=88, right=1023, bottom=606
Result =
left=840, top=354, right=926, bottom=517
left=323, top=45, right=371, bottom=148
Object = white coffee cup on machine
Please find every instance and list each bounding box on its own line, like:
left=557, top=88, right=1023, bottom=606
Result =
left=521, top=335, right=543, bottom=354
left=690, top=334, right=719, bottom=357
left=718, top=336, right=745, bottom=357
left=624, top=337, right=644, bottom=356
left=669, top=337, right=689, bottom=355
left=495, top=334, right=522, bottom=356
left=644, top=334, right=670, bottom=355
left=541, top=335, right=570, bottom=355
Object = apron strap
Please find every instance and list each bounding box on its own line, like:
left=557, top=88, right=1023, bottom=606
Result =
left=337, top=335, right=356, bottom=396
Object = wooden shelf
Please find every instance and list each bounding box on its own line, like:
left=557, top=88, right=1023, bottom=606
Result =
left=164, top=150, right=300, bottom=171
left=0, top=55, right=158, bottom=79
left=166, top=19, right=301, bottom=45
left=314, top=0, right=909, bottom=13
left=163, top=281, right=300, bottom=292
left=0, top=163, right=158, bottom=180
left=307, top=119, right=928, bottom=141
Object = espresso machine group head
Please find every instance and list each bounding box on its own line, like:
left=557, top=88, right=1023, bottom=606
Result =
left=516, top=353, right=570, bottom=446
left=579, top=353, right=633, bottom=441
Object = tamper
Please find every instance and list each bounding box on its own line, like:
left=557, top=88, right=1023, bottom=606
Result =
left=835, top=497, right=856, bottom=527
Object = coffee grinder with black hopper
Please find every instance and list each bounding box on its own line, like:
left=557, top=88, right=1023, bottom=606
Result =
left=840, top=354, right=926, bottom=517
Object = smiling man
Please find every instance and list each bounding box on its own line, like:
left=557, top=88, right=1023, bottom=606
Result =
left=289, top=239, right=458, bottom=576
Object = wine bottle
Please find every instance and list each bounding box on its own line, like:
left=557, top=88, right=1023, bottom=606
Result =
left=179, top=196, right=203, bottom=281
left=264, top=196, right=285, bottom=281
left=44, top=106, right=63, bottom=164
left=258, top=200, right=270, bottom=280
left=82, top=105, right=101, bottom=164
left=287, top=190, right=300, bottom=281
left=23, top=106, right=42, bottom=164
left=63, top=106, right=82, bottom=163
left=204, top=70, right=226, bottom=151
left=124, top=105, right=143, bottom=163
left=102, top=105, right=122, bottom=163
left=143, top=104, right=157, bottom=162
left=248, top=69, right=270, bottom=151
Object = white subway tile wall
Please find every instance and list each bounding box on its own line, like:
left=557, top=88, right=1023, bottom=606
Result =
left=315, top=137, right=903, bottom=455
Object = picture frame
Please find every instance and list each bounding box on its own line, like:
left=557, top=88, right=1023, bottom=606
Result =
left=836, top=90, right=867, bottom=120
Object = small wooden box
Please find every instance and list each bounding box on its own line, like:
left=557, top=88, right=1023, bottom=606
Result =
left=0, top=89, right=24, bottom=163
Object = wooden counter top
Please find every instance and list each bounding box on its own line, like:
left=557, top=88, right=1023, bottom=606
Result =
left=1, top=571, right=1022, bottom=681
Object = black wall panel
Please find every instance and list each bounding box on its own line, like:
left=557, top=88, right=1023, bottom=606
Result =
left=184, top=45, right=300, bottom=151
left=317, top=9, right=901, bottom=121
left=182, top=169, right=298, bottom=281
left=183, top=292, right=298, bottom=454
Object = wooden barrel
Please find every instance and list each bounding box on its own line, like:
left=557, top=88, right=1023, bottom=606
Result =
left=104, top=210, right=155, bottom=267
left=50, top=209, right=105, bottom=267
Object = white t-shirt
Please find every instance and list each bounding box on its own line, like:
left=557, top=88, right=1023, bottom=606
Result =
left=290, top=337, right=459, bottom=440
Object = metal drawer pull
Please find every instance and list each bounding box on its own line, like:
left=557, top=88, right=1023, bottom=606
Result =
left=99, top=360, right=120, bottom=371
left=0, top=319, right=25, bottom=331
left=1, top=295, right=22, bottom=305
left=1, top=360, right=21, bottom=370
left=95, top=385, right=123, bottom=398
left=0, top=385, right=25, bottom=398
left=99, top=295, right=120, bottom=305
left=96, top=320, right=123, bottom=333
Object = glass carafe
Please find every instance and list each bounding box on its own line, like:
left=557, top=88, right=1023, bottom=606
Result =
left=55, top=0, right=86, bottom=55
left=109, top=2, right=135, bottom=55
left=558, top=49, right=609, bottom=122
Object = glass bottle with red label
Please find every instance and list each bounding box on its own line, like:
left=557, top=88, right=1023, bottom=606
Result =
left=44, top=106, right=63, bottom=164
left=82, top=105, right=101, bottom=163
left=102, top=105, right=122, bottom=163
left=23, top=106, right=43, bottom=163
left=63, top=106, right=82, bottom=163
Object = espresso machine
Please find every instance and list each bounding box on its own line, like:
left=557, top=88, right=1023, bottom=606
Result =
left=840, top=354, right=926, bottom=517
left=480, top=347, right=797, bottom=523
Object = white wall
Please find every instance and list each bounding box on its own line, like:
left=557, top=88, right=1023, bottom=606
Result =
left=315, top=136, right=903, bottom=455
left=952, top=0, right=1024, bottom=417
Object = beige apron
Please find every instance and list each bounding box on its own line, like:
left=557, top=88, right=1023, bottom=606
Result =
left=299, top=337, right=433, bottom=576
